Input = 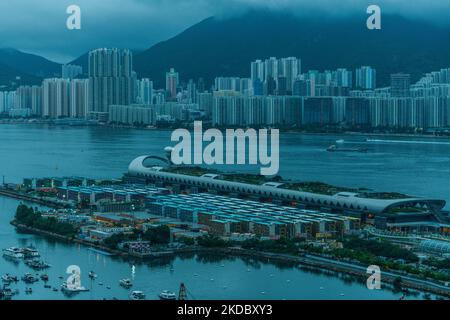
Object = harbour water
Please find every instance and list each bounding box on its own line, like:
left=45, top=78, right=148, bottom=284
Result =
left=1, top=124, right=449, bottom=300
left=0, top=124, right=449, bottom=207
left=0, top=195, right=417, bottom=300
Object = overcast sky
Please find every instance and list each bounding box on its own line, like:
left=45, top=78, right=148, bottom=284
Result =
left=0, top=0, right=449, bottom=63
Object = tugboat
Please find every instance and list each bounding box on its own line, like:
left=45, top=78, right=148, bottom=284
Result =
left=159, top=290, right=177, bottom=300
left=119, top=278, right=133, bottom=288
left=129, top=291, right=146, bottom=300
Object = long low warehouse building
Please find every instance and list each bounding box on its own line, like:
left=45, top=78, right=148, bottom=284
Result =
left=146, top=193, right=361, bottom=239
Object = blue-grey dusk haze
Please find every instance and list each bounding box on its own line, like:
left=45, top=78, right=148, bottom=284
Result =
left=0, top=0, right=449, bottom=62
left=0, top=0, right=450, bottom=306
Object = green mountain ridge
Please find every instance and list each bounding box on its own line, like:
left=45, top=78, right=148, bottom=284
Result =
left=133, top=10, right=450, bottom=88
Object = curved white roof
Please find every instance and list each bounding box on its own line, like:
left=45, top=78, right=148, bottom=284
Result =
left=128, top=155, right=446, bottom=214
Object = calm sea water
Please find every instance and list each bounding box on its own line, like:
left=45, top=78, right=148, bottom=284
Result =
left=0, top=124, right=449, bottom=204
left=0, top=124, right=449, bottom=300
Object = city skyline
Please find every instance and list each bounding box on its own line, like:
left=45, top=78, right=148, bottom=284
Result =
left=1, top=46, right=450, bottom=133
left=1, top=0, right=450, bottom=305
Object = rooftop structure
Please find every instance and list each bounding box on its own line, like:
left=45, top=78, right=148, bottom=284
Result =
left=128, top=156, right=446, bottom=216
left=146, top=193, right=361, bottom=239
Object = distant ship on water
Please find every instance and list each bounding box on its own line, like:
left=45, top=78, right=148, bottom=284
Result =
left=326, top=144, right=369, bottom=153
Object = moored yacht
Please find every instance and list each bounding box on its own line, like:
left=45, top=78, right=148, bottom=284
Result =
left=1, top=274, right=18, bottom=283
left=159, top=290, right=177, bottom=300
left=25, top=258, right=51, bottom=270
left=119, top=278, right=133, bottom=288
left=2, top=247, right=24, bottom=259
left=21, top=273, right=38, bottom=283
left=61, top=282, right=89, bottom=293
left=22, top=247, right=40, bottom=259
left=129, top=291, right=146, bottom=300
left=0, top=287, right=17, bottom=300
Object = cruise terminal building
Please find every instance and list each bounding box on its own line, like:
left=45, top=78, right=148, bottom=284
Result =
left=126, top=155, right=449, bottom=233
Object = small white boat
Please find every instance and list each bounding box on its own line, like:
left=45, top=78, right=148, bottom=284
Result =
left=25, top=259, right=51, bottom=270
left=22, top=247, right=40, bottom=259
left=1, top=274, right=18, bottom=283
left=2, top=247, right=24, bottom=259
left=0, top=288, right=15, bottom=299
left=88, top=271, right=97, bottom=279
left=61, top=282, right=89, bottom=293
left=336, top=139, right=345, bottom=144
left=159, top=290, right=176, bottom=300
left=21, top=273, right=38, bottom=283
left=130, top=291, right=146, bottom=300
left=119, top=278, right=133, bottom=288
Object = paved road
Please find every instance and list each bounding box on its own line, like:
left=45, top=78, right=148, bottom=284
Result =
left=304, top=254, right=450, bottom=292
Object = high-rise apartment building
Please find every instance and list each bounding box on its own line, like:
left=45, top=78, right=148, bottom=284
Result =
left=356, top=66, right=376, bottom=90
left=88, top=48, right=135, bottom=115
left=62, top=64, right=83, bottom=79
left=70, top=79, right=89, bottom=118
left=42, top=78, right=70, bottom=118
left=165, top=68, right=179, bottom=100
left=0, top=91, right=16, bottom=113
left=251, top=57, right=301, bottom=95
left=137, top=78, right=154, bottom=105
left=390, top=73, right=411, bottom=97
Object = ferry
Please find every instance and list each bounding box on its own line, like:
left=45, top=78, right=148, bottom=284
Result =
left=326, top=144, right=369, bottom=153
left=2, top=247, right=24, bottom=259
left=159, top=290, right=177, bottom=300
left=119, top=278, right=133, bottom=288
left=130, top=291, right=146, bottom=300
